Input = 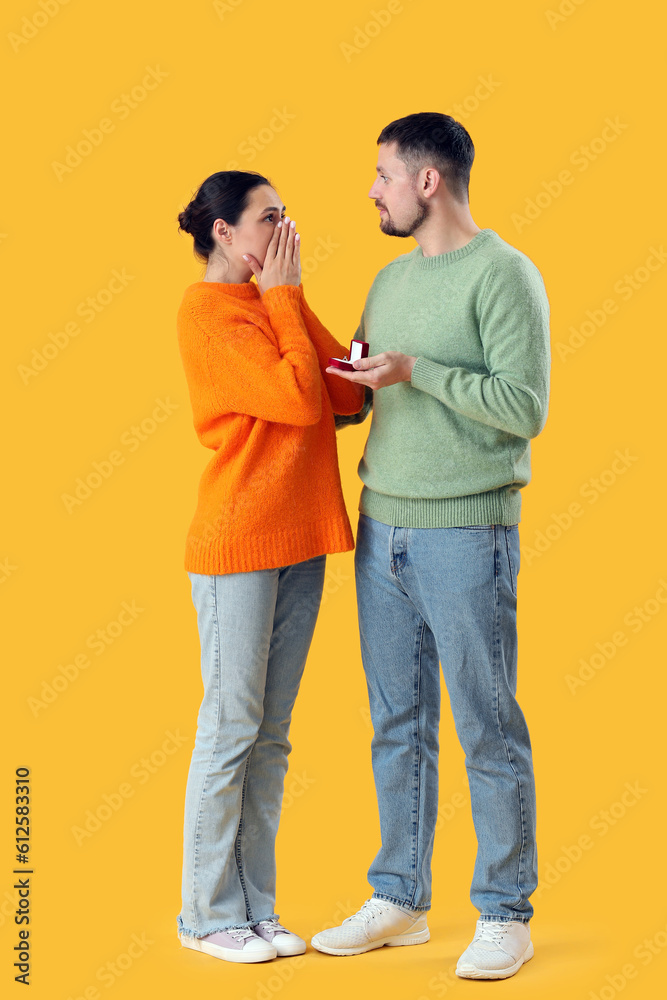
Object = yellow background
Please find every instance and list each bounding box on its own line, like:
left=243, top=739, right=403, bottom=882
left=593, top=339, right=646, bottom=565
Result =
left=2, top=0, right=665, bottom=997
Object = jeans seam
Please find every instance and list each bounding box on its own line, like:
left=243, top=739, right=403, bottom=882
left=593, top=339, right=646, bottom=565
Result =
left=492, top=528, right=528, bottom=913
left=188, top=575, right=223, bottom=936
left=407, top=616, right=426, bottom=910
left=371, top=891, right=429, bottom=912
left=478, top=913, right=530, bottom=924
left=234, top=751, right=254, bottom=922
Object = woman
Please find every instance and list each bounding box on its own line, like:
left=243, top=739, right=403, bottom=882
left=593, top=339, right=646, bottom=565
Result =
left=175, top=170, right=364, bottom=964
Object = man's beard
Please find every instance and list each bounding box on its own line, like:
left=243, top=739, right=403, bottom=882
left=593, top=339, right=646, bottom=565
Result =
left=379, top=191, right=430, bottom=238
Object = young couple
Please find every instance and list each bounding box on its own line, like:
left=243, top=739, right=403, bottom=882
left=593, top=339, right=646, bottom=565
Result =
left=175, top=111, right=551, bottom=981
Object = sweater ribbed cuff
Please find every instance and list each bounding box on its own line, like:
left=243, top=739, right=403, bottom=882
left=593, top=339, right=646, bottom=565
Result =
left=410, top=356, right=449, bottom=396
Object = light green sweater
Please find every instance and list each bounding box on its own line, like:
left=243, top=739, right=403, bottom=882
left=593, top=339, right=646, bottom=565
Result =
left=354, top=228, right=551, bottom=527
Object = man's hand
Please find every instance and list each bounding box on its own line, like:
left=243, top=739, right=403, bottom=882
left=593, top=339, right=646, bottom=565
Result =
left=326, top=351, right=417, bottom=389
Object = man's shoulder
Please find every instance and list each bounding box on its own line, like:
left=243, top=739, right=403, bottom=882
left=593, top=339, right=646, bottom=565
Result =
left=477, top=231, right=545, bottom=284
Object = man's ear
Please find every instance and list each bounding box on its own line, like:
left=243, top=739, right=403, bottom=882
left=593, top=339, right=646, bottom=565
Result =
left=334, top=385, right=373, bottom=430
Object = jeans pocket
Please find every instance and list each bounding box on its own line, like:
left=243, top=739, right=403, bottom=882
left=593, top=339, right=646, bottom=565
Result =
left=504, top=527, right=518, bottom=597
left=452, top=525, right=495, bottom=531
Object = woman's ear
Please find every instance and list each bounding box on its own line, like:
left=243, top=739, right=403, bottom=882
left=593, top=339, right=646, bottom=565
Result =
left=212, top=218, right=232, bottom=244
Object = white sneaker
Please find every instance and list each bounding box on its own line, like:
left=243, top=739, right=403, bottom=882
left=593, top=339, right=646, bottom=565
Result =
left=252, top=918, right=306, bottom=956
left=179, top=926, right=277, bottom=963
left=310, top=898, right=429, bottom=956
left=456, top=919, right=534, bottom=979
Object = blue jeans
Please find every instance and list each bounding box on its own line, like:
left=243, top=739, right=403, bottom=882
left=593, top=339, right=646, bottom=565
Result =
left=177, top=554, right=327, bottom=938
left=354, top=514, right=537, bottom=923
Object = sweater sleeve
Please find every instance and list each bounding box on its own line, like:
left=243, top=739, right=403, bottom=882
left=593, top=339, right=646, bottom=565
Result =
left=297, top=285, right=365, bottom=416
left=190, top=284, right=322, bottom=426
left=409, top=257, right=551, bottom=439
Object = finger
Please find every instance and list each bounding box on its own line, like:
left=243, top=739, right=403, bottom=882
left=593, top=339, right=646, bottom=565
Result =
left=324, top=367, right=367, bottom=382
left=265, top=221, right=281, bottom=260
left=292, top=228, right=300, bottom=266
left=242, top=254, right=261, bottom=278
left=277, top=217, right=290, bottom=256
left=285, top=220, right=296, bottom=263
left=353, top=354, right=383, bottom=369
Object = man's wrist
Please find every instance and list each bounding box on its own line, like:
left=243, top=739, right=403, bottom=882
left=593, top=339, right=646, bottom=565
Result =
left=404, top=355, right=418, bottom=381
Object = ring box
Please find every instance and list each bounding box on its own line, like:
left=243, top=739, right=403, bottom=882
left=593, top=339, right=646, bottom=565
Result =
left=328, top=338, right=369, bottom=371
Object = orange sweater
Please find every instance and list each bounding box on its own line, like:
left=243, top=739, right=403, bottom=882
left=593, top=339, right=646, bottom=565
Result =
left=177, top=280, right=365, bottom=575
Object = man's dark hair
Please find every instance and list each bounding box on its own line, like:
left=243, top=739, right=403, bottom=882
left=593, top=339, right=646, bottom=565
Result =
left=377, top=112, right=475, bottom=203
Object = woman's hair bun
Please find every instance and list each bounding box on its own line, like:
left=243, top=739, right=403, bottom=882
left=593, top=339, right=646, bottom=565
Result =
left=178, top=205, right=193, bottom=234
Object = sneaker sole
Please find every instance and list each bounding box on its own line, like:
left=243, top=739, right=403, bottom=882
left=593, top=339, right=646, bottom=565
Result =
left=179, top=932, right=277, bottom=964
left=273, top=939, right=307, bottom=957
left=455, top=940, right=534, bottom=979
left=311, top=926, right=430, bottom=957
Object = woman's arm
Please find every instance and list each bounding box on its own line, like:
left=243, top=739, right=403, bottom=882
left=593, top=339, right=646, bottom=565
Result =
left=297, top=285, right=365, bottom=416
left=178, top=285, right=322, bottom=427
left=334, top=384, right=373, bottom=430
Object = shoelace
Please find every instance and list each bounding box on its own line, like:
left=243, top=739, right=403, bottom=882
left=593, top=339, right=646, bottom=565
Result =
left=343, top=898, right=387, bottom=924
left=255, top=918, right=288, bottom=935
left=476, top=921, right=510, bottom=945
left=226, top=926, right=260, bottom=944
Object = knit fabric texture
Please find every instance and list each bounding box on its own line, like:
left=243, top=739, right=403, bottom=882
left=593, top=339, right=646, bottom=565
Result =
left=177, top=280, right=364, bottom=574
left=355, top=229, right=551, bottom=527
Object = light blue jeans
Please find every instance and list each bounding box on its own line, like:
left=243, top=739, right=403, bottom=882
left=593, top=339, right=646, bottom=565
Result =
left=177, top=554, right=327, bottom=938
left=355, top=514, right=537, bottom=923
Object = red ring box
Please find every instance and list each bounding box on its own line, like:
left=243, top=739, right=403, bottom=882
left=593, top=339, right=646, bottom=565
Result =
left=328, top=338, right=369, bottom=371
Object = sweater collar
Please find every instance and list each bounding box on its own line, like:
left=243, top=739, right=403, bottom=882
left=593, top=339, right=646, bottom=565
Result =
left=415, top=228, right=495, bottom=268
left=187, top=279, right=261, bottom=298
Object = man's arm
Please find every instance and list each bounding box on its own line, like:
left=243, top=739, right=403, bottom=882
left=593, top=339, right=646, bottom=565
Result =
left=409, top=257, right=550, bottom=438
left=329, top=256, right=551, bottom=440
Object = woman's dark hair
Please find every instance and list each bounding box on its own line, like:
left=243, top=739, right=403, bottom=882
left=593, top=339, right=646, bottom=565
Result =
left=178, top=170, right=272, bottom=263
left=377, top=112, right=475, bottom=203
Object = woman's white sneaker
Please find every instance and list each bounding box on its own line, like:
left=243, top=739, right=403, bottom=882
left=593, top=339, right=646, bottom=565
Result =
left=456, top=919, right=533, bottom=979
left=179, top=926, right=277, bottom=963
left=252, top=918, right=306, bottom=956
left=310, top=898, right=429, bottom=956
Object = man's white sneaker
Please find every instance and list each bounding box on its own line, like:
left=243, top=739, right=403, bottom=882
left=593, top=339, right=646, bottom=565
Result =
left=456, top=919, right=533, bottom=979
left=179, top=926, right=277, bottom=963
left=252, top=918, right=306, bottom=956
left=310, top=898, right=429, bottom=956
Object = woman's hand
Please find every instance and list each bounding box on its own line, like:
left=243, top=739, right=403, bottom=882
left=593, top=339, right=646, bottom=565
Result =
left=243, top=217, right=301, bottom=294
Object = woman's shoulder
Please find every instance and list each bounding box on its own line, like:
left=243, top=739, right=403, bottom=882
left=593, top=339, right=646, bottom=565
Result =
left=178, top=281, right=259, bottom=333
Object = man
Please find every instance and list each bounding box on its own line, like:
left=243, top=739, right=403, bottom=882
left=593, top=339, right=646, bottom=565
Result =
left=311, top=112, right=550, bottom=980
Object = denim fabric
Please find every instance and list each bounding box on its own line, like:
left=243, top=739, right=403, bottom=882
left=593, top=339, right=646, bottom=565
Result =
left=177, top=554, right=326, bottom=937
left=354, top=514, right=537, bottom=922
